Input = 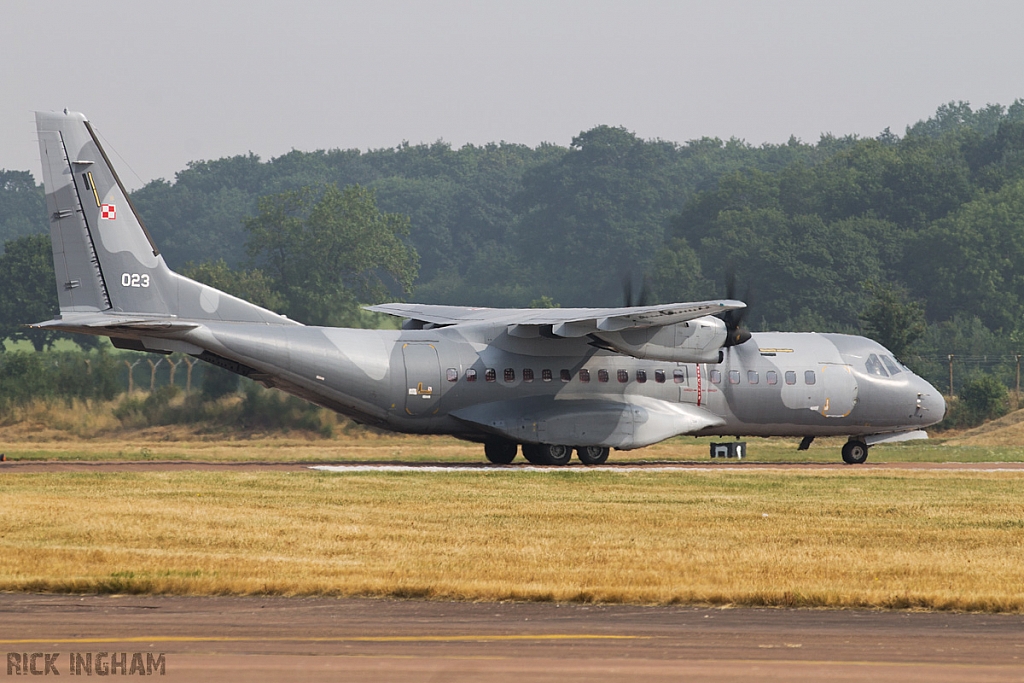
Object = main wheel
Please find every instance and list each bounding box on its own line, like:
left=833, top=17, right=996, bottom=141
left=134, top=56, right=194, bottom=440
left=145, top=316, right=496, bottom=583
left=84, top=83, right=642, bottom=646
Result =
left=577, top=446, right=610, bottom=465
left=521, top=443, right=547, bottom=465
left=540, top=444, right=573, bottom=466
left=841, top=440, right=869, bottom=464
left=484, top=440, right=518, bottom=464
left=522, top=444, right=571, bottom=465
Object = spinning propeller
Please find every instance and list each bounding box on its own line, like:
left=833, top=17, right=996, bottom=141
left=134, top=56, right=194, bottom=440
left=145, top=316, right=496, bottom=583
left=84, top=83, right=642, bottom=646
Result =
left=721, top=272, right=752, bottom=347
left=622, top=273, right=653, bottom=308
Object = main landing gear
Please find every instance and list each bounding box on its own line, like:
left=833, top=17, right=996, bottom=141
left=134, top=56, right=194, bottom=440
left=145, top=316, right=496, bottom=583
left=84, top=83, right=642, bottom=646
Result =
left=841, top=439, right=869, bottom=464
left=484, top=440, right=610, bottom=466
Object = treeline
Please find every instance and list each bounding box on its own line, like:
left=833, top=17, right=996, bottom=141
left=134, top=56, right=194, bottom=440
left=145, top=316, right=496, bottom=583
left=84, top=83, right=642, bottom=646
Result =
left=4, top=100, right=1024, bottom=401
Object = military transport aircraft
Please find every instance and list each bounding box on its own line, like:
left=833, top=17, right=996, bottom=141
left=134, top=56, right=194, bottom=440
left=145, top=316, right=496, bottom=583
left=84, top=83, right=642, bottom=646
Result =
left=31, top=110, right=945, bottom=465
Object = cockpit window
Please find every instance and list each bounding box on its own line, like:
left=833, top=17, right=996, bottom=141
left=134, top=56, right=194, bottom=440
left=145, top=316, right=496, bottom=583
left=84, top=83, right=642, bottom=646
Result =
left=865, top=354, right=888, bottom=377
left=880, top=355, right=902, bottom=375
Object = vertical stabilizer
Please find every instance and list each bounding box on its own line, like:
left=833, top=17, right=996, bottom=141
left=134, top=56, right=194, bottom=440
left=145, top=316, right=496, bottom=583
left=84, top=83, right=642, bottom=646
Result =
left=35, top=111, right=295, bottom=326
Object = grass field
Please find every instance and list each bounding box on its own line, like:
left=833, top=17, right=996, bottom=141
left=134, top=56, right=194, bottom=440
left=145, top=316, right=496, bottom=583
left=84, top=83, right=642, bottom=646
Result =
left=3, top=432, right=1024, bottom=464
left=2, top=467, right=1023, bottom=612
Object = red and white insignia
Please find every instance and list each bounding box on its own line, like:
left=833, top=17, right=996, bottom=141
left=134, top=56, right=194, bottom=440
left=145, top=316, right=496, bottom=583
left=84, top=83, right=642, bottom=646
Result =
left=100, top=204, right=116, bottom=220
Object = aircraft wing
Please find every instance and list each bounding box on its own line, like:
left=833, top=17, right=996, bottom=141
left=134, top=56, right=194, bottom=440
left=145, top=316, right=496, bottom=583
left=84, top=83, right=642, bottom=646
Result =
left=367, top=299, right=744, bottom=338
left=451, top=396, right=726, bottom=450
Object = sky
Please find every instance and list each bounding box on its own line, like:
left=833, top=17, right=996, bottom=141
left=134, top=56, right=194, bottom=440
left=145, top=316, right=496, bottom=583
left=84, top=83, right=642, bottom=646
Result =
left=2, top=0, right=1023, bottom=189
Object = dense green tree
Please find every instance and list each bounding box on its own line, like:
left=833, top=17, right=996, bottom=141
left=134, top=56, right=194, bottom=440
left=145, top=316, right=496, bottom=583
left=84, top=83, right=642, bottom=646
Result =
left=7, top=99, right=1024, bottom=352
left=244, top=185, right=418, bottom=326
left=131, top=156, right=263, bottom=269
left=907, top=180, right=1024, bottom=331
left=859, top=281, right=927, bottom=359
left=515, top=126, right=691, bottom=305
left=0, top=234, right=59, bottom=351
left=0, top=171, right=47, bottom=250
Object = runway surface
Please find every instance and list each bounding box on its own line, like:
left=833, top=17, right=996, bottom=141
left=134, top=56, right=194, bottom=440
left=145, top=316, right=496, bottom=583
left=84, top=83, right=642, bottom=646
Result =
left=4, top=459, right=1024, bottom=473
left=1, top=594, right=1022, bottom=682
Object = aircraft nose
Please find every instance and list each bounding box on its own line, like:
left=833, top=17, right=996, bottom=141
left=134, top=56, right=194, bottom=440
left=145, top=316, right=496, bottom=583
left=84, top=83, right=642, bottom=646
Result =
left=914, top=378, right=946, bottom=425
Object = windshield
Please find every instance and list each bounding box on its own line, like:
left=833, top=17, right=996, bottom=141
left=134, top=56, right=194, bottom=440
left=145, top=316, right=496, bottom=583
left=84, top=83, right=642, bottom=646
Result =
left=865, top=353, right=888, bottom=377
left=880, top=355, right=902, bottom=375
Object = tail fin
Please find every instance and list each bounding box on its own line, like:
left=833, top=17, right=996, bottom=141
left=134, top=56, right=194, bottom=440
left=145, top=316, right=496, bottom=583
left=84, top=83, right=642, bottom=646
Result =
left=35, top=110, right=292, bottom=326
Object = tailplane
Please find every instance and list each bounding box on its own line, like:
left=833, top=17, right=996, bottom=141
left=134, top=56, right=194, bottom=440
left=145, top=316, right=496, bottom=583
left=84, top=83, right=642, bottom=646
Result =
left=34, top=110, right=292, bottom=327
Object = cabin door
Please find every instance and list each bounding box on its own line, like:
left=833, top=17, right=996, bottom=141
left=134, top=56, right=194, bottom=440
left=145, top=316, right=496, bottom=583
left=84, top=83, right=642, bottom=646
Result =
left=402, top=343, right=442, bottom=416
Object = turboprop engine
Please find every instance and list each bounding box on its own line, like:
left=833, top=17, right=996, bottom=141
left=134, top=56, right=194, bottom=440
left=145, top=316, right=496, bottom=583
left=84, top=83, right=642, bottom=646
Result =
left=590, top=315, right=729, bottom=363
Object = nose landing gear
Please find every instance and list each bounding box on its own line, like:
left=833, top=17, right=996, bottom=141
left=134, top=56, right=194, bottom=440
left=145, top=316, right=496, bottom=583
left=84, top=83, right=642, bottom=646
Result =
left=841, top=439, right=869, bottom=464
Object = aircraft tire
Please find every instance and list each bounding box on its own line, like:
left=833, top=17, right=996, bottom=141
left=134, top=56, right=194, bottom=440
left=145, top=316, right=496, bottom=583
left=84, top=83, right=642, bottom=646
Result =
left=841, top=440, right=869, bottom=464
left=577, top=446, right=610, bottom=465
left=521, top=443, right=548, bottom=465
left=484, top=440, right=518, bottom=464
left=540, top=444, right=573, bottom=466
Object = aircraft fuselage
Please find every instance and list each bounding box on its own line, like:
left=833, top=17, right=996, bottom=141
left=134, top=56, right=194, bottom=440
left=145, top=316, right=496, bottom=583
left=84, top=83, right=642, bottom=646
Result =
left=183, top=321, right=944, bottom=449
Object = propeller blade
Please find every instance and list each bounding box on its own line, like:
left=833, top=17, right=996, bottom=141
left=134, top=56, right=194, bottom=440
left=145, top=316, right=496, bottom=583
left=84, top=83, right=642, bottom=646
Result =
left=621, top=273, right=653, bottom=307
left=719, top=269, right=752, bottom=347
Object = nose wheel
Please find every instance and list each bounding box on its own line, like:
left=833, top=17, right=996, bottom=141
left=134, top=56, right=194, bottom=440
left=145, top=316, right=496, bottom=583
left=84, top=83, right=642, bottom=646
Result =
left=841, top=439, right=869, bottom=464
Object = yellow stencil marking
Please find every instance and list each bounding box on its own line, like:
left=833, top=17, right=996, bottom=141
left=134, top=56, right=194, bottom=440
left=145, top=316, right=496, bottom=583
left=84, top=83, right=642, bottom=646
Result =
left=0, top=634, right=645, bottom=645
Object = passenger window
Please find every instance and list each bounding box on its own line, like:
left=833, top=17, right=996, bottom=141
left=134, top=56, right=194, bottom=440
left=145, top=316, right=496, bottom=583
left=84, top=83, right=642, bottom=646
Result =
left=748, top=371, right=759, bottom=384
left=598, top=369, right=609, bottom=383
left=446, top=368, right=458, bottom=382
left=766, top=370, right=778, bottom=385
left=579, top=368, right=591, bottom=383
left=504, top=368, right=515, bottom=383
left=636, top=370, right=647, bottom=383
left=523, top=368, right=534, bottom=382
left=673, top=368, right=686, bottom=384
left=710, top=369, right=722, bottom=384
left=865, top=354, right=888, bottom=377
left=881, top=355, right=902, bottom=375
left=466, top=368, right=477, bottom=382
left=617, top=369, right=629, bottom=383
left=728, top=370, right=740, bottom=384
left=542, top=369, right=552, bottom=382
left=485, top=368, right=496, bottom=382
left=785, top=371, right=796, bottom=385
left=655, top=369, right=666, bottom=383
left=560, top=369, right=571, bottom=382
left=804, top=370, right=816, bottom=385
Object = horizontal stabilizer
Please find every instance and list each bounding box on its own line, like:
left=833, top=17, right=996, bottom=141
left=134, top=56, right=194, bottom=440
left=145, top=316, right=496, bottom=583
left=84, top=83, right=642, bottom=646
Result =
left=31, top=313, right=199, bottom=334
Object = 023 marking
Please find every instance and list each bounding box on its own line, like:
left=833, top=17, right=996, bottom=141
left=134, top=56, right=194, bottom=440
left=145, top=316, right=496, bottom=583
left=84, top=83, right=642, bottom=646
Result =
left=121, top=273, right=150, bottom=287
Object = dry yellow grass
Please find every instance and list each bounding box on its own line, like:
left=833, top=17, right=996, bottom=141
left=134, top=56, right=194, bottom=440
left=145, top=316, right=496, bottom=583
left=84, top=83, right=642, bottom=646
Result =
left=1, top=469, right=1022, bottom=611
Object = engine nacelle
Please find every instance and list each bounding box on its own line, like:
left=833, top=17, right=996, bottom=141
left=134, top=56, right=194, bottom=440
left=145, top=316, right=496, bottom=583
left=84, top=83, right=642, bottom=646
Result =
left=591, top=315, right=728, bottom=363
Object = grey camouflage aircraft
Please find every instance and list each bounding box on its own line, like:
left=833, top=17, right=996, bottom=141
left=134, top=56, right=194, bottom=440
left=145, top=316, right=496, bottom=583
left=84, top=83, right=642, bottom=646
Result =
left=31, top=110, right=946, bottom=465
